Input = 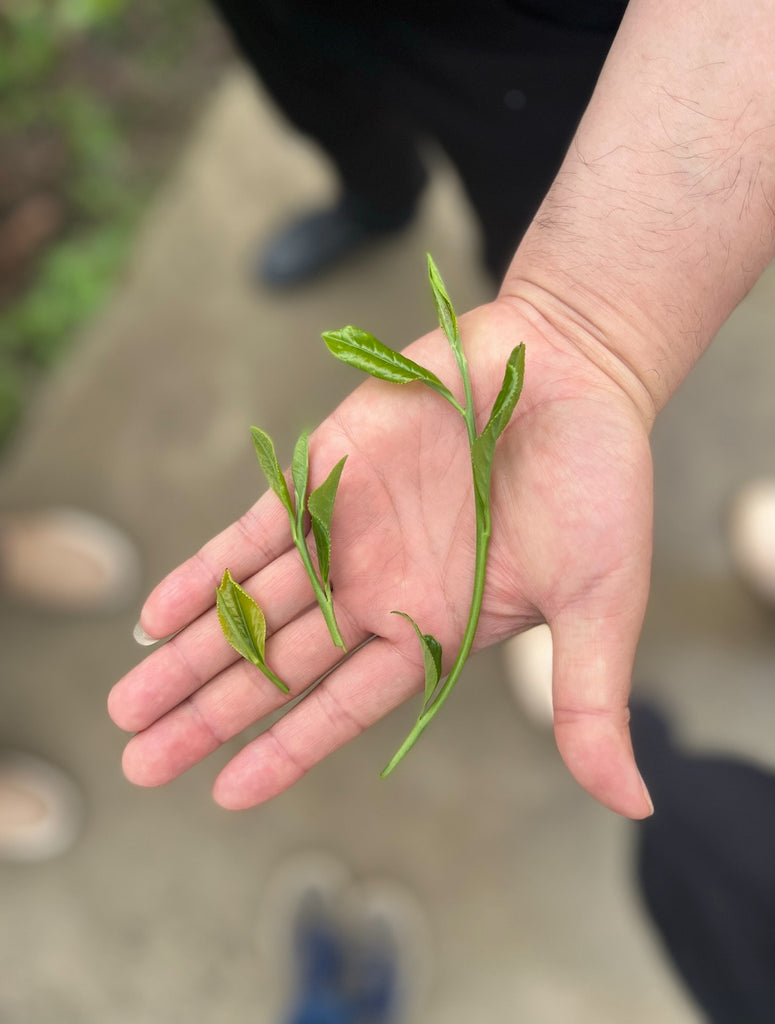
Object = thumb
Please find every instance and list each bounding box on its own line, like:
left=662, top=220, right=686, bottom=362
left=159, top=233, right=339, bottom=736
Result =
left=549, top=601, right=653, bottom=820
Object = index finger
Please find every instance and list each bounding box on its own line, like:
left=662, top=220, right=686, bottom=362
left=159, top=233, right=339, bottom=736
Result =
left=137, top=489, right=292, bottom=641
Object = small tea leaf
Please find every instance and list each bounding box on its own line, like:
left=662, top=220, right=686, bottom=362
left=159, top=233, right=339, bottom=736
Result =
left=471, top=344, right=525, bottom=508
left=251, top=426, right=292, bottom=514
left=292, top=431, right=310, bottom=524
left=322, top=326, right=457, bottom=406
left=470, top=434, right=495, bottom=511
left=481, top=344, right=525, bottom=445
left=393, top=611, right=443, bottom=708
left=427, top=253, right=459, bottom=352
left=216, top=570, right=289, bottom=693
left=308, top=456, right=347, bottom=585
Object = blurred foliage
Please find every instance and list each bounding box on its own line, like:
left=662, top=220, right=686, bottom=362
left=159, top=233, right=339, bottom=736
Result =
left=0, top=0, right=229, bottom=449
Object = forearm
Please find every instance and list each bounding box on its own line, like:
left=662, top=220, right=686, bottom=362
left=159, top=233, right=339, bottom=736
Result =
left=502, top=0, right=775, bottom=423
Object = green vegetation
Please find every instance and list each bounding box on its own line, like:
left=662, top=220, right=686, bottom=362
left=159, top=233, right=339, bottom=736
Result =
left=0, top=0, right=229, bottom=448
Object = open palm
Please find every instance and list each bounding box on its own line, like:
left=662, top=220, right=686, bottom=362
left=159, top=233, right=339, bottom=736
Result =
left=109, top=297, right=655, bottom=818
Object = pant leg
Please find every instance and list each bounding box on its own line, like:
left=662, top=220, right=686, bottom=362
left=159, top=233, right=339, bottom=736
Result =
left=210, top=2, right=622, bottom=276
left=209, top=0, right=427, bottom=215
left=631, top=702, right=775, bottom=1024
left=382, top=10, right=622, bottom=278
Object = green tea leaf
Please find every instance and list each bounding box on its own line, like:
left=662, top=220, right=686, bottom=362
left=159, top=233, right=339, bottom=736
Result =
left=251, top=426, right=292, bottom=514
left=481, top=344, right=525, bottom=445
left=427, top=253, right=459, bottom=352
left=216, top=569, right=289, bottom=693
left=471, top=344, right=525, bottom=508
left=470, top=434, right=495, bottom=511
left=292, top=430, right=310, bottom=526
left=393, top=611, right=443, bottom=709
left=322, top=326, right=458, bottom=407
left=308, top=455, right=347, bottom=585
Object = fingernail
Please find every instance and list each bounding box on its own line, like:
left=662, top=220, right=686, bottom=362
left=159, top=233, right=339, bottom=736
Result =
left=639, top=772, right=655, bottom=817
left=133, top=621, right=159, bottom=646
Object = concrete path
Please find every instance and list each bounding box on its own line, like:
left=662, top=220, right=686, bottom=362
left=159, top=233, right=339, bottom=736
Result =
left=3, top=65, right=774, bottom=1022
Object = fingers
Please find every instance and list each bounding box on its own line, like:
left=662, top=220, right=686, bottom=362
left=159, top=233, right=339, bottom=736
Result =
left=109, top=543, right=326, bottom=733
left=212, top=638, right=421, bottom=810
left=137, top=490, right=292, bottom=641
left=118, top=602, right=370, bottom=788
left=549, top=597, right=653, bottom=820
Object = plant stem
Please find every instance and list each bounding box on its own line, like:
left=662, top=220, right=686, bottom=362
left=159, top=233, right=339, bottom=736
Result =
left=381, top=419, right=492, bottom=777
left=257, top=661, right=290, bottom=695
left=292, top=522, right=346, bottom=651
left=381, top=496, right=490, bottom=776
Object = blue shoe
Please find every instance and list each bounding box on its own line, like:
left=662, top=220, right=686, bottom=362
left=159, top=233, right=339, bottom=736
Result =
left=344, top=880, right=431, bottom=1024
left=284, top=889, right=356, bottom=1024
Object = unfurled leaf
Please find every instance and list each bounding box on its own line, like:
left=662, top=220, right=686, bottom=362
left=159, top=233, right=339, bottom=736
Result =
left=427, top=253, right=459, bottom=352
left=481, top=344, right=525, bottom=444
left=322, top=326, right=457, bottom=406
left=308, top=456, right=347, bottom=585
left=393, top=611, right=443, bottom=709
left=251, top=426, right=292, bottom=514
left=216, top=569, right=289, bottom=693
left=292, top=430, right=310, bottom=525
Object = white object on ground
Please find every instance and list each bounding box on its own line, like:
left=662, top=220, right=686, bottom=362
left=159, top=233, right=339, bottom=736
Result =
left=0, top=752, right=83, bottom=863
left=0, top=507, right=141, bottom=614
left=726, top=478, right=775, bottom=606
left=501, top=623, right=554, bottom=730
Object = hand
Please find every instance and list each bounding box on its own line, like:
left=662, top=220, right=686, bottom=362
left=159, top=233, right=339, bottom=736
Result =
left=108, top=296, right=655, bottom=818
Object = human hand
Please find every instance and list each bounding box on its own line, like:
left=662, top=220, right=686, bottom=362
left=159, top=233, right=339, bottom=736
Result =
left=108, top=296, right=655, bottom=818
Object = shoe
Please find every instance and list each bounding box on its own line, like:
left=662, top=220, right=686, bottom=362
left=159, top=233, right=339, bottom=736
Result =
left=0, top=751, right=83, bottom=862
left=501, top=624, right=554, bottom=729
left=726, top=478, right=775, bottom=607
left=285, top=891, right=354, bottom=1024
left=260, top=852, right=354, bottom=1024
left=344, top=878, right=432, bottom=1024
left=0, top=507, right=141, bottom=614
left=256, top=192, right=419, bottom=288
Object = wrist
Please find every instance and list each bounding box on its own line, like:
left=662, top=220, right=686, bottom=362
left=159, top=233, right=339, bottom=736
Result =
left=499, top=0, right=775, bottom=422
left=498, top=274, right=665, bottom=431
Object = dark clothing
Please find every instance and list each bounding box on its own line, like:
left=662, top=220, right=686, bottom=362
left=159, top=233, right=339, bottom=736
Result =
left=210, top=0, right=626, bottom=277
left=631, top=703, right=775, bottom=1024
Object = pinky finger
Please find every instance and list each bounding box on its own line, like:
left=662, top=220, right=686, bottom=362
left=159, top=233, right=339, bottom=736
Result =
left=212, top=638, right=421, bottom=810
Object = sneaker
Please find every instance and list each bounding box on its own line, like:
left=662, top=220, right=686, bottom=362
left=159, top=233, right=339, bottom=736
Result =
left=259, top=852, right=354, bottom=1024
left=726, top=478, right=775, bottom=608
left=501, top=624, right=554, bottom=729
left=344, top=878, right=432, bottom=1024
left=0, top=751, right=83, bottom=862
left=0, top=507, right=141, bottom=614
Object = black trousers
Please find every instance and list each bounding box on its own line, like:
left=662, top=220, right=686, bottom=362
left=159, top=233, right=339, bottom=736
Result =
left=631, top=703, right=775, bottom=1024
left=209, top=1, right=624, bottom=278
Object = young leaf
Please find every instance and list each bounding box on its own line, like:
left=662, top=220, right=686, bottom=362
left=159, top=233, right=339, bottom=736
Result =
left=480, top=343, right=525, bottom=445
left=322, top=326, right=459, bottom=408
left=393, top=611, right=443, bottom=709
left=308, top=455, right=347, bottom=586
left=292, top=430, right=310, bottom=526
left=427, top=253, right=459, bottom=352
left=471, top=344, right=526, bottom=508
left=470, top=434, right=496, bottom=511
left=251, top=426, right=292, bottom=514
left=216, top=570, right=289, bottom=694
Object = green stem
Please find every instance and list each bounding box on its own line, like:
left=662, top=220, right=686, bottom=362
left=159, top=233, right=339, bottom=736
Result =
left=381, top=459, right=491, bottom=777
left=292, top=522, right=347, bottom=651
left=256, top=660, right=290, bottom=695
